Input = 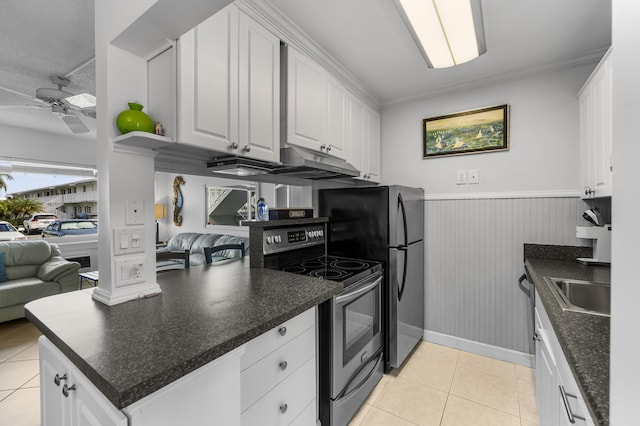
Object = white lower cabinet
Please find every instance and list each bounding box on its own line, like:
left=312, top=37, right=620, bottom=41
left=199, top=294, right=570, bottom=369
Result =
left=39, top=337, right=127, bottom=426
left=535, top=301, right=594, bottom=426
left=39, top=308, right=317, bottom=426
left=241, top=307, right=317, bottom=425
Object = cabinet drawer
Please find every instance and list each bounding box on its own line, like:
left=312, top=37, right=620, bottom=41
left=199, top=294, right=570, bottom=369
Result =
left=241, top=357, right=316, bottom=426
left=241, top=326, right=315, bottom=411
left=289, top=398, right=316, bottom=426
left=242, top=308, right=315, bottom=369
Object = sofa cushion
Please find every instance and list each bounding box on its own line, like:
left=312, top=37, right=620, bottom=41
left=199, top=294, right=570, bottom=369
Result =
left=6, top=265, right=38, bottom=281
left=191, top=234, right=223, bottom=255
left=0, top=278, right=61, bottom=308
left=0, top=240, right=52, bottom=266
left=0, top=252, right=6, bottom=282
left=165, top=233, right=202, bottom=252
left=210, top=235, right=247, bottom=258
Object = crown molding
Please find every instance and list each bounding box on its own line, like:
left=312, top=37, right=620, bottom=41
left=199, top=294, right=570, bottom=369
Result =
left=235, top=0, right=380, bottom=109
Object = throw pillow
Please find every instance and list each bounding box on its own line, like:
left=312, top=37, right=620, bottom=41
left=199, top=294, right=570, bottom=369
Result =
left=0, top=252, right=6, bottom=282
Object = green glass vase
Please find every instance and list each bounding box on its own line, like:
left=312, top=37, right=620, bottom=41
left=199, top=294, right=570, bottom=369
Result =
left=116, top=102, right=154, bottom=134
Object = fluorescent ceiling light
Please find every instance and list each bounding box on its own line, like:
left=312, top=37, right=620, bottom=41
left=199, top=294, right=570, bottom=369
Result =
left=394, top=0, right=486, bottom=68
left=65, top=93, right=96, bottom=109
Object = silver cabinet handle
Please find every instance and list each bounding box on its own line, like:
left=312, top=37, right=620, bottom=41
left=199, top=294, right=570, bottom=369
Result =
left=584, top=187, right=594, bottom=196
left=242, top=145, right=251, bottom=152
left=320, top=144, right=327, bottom=151
left=278, top=326, right=287, bottom=336
left=279, top=361, right=288, bottom=371
left=559, top=385, right=586, bottom=423
left=326, top=144, right=332, bottom=152
left=230, top=142, right=238, bottom=149
left=54, top=373, right=67, bottom=386
left=533, top=332, right=541, bottom=342
left=62, top=384, right=76, bottom=397
left=279, top=403, right=288, bottom=414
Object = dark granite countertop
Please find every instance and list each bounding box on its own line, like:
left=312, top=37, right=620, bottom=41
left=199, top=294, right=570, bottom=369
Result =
left=25, top=259, right=342, bottom=410
left=525, top=244, right=609, bottom=425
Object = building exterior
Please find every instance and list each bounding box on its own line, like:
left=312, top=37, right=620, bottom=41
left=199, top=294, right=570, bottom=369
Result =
left=9, top=178, right=98, bottom=219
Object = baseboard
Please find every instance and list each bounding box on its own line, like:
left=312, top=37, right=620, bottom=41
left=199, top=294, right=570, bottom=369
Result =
left=92, top=282, right=162, bottom=306
left=424, top=330, right=534, bottom=368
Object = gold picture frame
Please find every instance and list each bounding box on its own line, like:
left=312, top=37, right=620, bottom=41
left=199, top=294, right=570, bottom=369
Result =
left=423, top=104, right=509, bottom=158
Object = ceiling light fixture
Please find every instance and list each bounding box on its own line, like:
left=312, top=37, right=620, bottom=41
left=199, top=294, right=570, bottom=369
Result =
left=394, top=0, right=486, bottom=68
left=65, top=93, right=96, bottom=109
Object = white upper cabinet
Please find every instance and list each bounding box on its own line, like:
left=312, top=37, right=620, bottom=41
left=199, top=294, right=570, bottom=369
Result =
left=178, top=4, right=280, bottom=163
left=347, top=94, right=381, bottom=183
left=285, top=46, right=327, bottom=154
left=578, top=48, right=612, bottom=199
left=323, top=74, right=348, bottom=159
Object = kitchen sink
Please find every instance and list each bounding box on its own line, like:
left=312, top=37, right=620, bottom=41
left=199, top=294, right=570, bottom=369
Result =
left=543, top=277, right=610, bottom=317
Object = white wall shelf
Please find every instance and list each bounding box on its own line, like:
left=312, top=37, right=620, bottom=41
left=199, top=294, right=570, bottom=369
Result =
left=112, top=131, right=173, bottom=150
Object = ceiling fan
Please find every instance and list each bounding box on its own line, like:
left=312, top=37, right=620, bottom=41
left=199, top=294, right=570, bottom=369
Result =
left=0, top=76, right=96, bottom=134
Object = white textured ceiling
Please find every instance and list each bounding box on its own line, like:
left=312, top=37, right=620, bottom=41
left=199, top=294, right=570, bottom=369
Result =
left=269, top=0, right=611, bottom=106
left=0, top=0, right=610, bottom=138
left=0, top=0, right=95, bottom=138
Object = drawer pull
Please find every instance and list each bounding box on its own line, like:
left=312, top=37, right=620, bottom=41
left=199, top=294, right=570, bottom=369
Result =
left=278, top=326, right=287, bottom=336
left=54, top=373, right=67, bottom=386
left=279, top=403, right=288, bottom=414
left=62, top=384, right=76, bottom=397
left=279, top=361, right=288, bottom=371
left=559, top=385, right=586, bottom=423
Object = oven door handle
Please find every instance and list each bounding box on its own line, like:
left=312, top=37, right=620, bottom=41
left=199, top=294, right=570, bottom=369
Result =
left=336, top=351, right=384, bottom=400
left=335, top=276, right=382, bottom=305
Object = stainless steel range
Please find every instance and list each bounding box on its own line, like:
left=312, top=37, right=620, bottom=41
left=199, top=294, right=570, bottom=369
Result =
left=261, top=222, right=384, bottom=426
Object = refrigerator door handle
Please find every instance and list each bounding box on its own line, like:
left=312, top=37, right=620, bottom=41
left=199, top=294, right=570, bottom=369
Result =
left=397, top=246, right=408, bottom=301
left=397, top=193, right=409, bottom=247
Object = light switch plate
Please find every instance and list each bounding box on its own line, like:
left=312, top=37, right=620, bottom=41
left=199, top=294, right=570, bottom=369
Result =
left=456, top=170, right=467, bottom=185
left=126, top=200, right=145, bottom=225
left=114, top=227, right=145, bottom=255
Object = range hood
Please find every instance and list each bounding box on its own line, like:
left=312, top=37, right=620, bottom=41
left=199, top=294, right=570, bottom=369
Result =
left=272, top=146, right=360, bottom=179
left=207, top=145, right=360, bottom=180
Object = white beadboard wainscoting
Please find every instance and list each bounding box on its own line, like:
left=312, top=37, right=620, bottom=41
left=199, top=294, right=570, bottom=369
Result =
left=424, top=194, right=589, bottom=364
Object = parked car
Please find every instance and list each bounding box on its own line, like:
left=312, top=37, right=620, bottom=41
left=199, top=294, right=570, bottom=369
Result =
left=41, top=220, right=98, bottom=237
left=23, top=213, right=58, bottom=234
left=0, top=221, right=27, bottom=241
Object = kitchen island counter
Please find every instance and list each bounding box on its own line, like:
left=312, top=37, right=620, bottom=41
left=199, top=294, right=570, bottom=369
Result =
left=525, top=245, right=610, bottom=425
left=25, top=258, right=342, bottom=410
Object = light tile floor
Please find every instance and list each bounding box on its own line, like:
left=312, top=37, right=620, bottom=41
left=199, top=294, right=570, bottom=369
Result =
left=0, top=319, right=539, bottom=426
left=350, top=341, right=539, bottom=426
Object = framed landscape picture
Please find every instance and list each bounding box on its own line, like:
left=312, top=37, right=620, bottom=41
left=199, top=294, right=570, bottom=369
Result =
left=423, top=104, right=509, bottom=158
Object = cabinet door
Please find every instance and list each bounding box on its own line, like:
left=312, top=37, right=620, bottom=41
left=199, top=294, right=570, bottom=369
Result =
left=39, top=337, right=72, bottom=426
left=69, top=369, right=127, bottom=426
left=365, top=107, right=381, bottom=183
left=591, top=57, right=612, bottom=197
left=347, top=95, right=365, bottom=175
left=535, top=329, right=557, bottom=426
left=578, top=88, right=594, bottom=198
left=178, top=5, right=239, bottom=154
left=323, top=75, right=348, bottom=159
left=286, top=47, right=325, bottom=152
left=238, top=11, right=280, bottom=162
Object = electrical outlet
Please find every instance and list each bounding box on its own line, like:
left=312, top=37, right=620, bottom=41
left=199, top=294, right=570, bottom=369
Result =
left=115, top=257, right=145, bottom=287
left=456, top=170, right=467, bottom=185
left=468, top=169, right=479, bottom=184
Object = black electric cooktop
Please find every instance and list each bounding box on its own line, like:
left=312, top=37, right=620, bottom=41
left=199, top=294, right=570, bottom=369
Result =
left=274, top=255, right=382, bottom=287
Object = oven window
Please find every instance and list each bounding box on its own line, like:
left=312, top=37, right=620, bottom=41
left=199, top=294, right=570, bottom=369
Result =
left=343, top=285, right=380, bottom=365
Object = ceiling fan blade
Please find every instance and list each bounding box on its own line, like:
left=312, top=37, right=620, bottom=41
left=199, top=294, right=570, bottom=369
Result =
left=0, top=105, right=48, bottom=110
left=60, top=114, right=89, bottom=134
left=0, top=86, right=47, bottom=105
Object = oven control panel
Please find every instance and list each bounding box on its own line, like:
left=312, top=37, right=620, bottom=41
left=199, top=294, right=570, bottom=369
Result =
left=263, top=224, right=325, bottom=255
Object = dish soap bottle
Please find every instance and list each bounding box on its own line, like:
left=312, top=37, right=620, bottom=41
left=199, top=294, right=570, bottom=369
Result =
left=257, top=198, right=269, bottom=221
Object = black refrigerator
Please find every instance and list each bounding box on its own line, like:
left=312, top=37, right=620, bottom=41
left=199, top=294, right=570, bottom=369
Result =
left=319, top=185, right=425, bottom=372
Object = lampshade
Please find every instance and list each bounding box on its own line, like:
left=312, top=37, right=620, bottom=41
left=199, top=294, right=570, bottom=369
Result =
left=394, top=0, right=486, bottom=68
left=154, top=204, right=167, bottom=219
